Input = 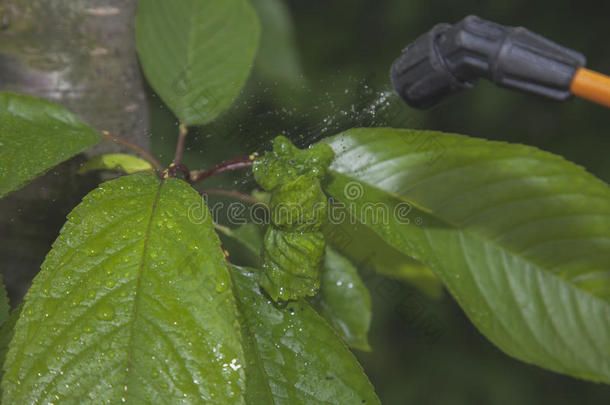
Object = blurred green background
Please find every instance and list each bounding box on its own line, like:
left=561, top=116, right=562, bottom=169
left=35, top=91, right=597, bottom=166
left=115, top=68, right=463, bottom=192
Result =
left=151, top=0, right=610, bottom=403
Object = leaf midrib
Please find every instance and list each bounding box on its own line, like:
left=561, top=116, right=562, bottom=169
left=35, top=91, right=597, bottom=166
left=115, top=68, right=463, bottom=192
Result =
left=231, top=271, right=276, bottom=404
left=183, top=0, right=197, bottom=107
left=123, top=179, right=165, bottom=396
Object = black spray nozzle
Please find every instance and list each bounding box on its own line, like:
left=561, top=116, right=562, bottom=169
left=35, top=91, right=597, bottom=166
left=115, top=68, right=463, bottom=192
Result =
left=391, top=15, right=586, bottom=109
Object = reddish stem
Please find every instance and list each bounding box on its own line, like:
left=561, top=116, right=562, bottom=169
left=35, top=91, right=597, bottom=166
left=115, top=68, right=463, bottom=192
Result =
left=173, top=124, right=188, bottom=166
left=190, top=156, right=254, bottom=184
left=101, top=131, right=164, bottom=173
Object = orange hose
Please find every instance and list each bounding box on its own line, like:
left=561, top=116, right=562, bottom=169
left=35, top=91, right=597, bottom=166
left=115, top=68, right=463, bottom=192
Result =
left=570, top=68, right=610, bottom=108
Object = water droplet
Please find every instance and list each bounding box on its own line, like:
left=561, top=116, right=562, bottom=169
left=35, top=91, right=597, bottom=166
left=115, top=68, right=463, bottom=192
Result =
left=96, top=304, right=115, bottom=321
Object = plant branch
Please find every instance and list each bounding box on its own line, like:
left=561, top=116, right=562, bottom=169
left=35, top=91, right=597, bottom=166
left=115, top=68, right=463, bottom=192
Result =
left=173, top=123, right=188, bottom=166
left=101, top=131, right=164, bottom=173
left=190, top=155, right=255, bottom=184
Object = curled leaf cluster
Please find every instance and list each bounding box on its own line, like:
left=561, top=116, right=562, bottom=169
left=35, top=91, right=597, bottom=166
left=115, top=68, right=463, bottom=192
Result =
left=253, top=136, right=335, bottom=301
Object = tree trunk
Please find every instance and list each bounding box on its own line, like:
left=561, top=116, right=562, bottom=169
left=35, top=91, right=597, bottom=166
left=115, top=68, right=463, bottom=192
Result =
left=0, top=0, right=149, bottom=304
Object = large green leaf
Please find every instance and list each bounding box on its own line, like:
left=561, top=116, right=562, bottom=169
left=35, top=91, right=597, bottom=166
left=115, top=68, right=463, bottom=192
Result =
left=0, top=92, right=101, bottom=198
left=311, top=248, right=372, bottom=351
left=136, top=0, right=260, bottom=126
left=2, top=174, right=245, bottom=403
left=231, top=266, right=380, bottom=404
left=322, top=128, right=610, bottom=382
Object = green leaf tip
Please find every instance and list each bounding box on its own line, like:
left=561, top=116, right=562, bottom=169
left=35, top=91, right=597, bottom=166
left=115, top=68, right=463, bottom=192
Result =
left=0, top=91, right=100, bottom=198
left=77, top=153, right=154, bottom=175
left=253, top=136, right=335, bottom=301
